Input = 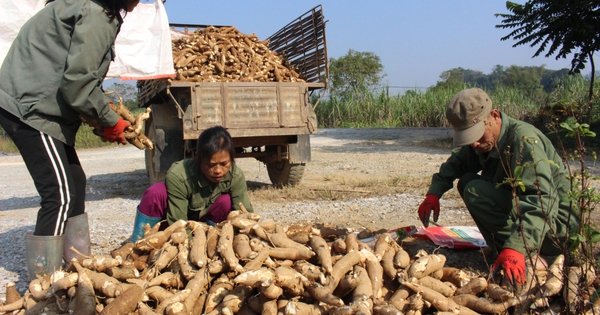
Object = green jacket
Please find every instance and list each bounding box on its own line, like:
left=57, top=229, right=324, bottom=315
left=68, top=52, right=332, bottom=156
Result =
left=164, top=158, right=253, bottom=225
left=0, top=0, right=120, bottom=146
left=427, top=112, right=578, bottom=254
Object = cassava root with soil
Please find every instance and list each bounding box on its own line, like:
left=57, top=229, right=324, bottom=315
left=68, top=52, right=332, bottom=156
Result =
left=79, top=96, right=153, bottom=150
left=1, top=210, right=598, bottom=315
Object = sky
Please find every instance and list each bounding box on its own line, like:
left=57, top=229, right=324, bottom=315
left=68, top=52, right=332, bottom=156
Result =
left=152, top=0, right=578, bottom=93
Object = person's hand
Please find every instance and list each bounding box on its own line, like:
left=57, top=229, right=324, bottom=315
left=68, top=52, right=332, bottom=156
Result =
left=492, top=248, right=526, bottom=288
left=418, top=194, right=440, bottom=227
left=100, top=118, right=130, bottom=144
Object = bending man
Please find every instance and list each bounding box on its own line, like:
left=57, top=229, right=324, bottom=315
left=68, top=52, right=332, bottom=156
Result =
left=418, top=88, right=579, bottom=286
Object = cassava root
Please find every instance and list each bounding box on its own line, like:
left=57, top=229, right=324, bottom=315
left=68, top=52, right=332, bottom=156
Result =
left=2, top=216, right=596, bottom=315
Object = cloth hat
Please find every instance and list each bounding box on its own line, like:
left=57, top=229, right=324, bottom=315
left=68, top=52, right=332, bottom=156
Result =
left=446, top=88, right=492, bottom=147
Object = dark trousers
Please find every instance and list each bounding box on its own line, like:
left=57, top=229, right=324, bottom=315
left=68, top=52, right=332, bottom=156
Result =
left=0, top=108, right=85, bottom=236
left=458, top=172, right=561, bottom=256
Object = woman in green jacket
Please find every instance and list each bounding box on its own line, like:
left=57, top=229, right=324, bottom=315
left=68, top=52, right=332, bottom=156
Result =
left=131, top=126, right=254, bottom=241
left=0, top=0, right=140, bottom=280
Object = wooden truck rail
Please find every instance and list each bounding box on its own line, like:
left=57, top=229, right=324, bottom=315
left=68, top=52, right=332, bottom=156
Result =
left=138, top=5, right=328, bottom=186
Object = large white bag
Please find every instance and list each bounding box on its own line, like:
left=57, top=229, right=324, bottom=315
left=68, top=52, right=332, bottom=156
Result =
left=0, top=0, right=45, bottom=64
left=107, top=0, right=175, bottom=80
left=0, top=0, right=174, bottom=80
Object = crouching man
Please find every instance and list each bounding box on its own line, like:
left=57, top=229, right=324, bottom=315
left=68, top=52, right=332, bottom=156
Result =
left=418, top=88, right=579, bottom=287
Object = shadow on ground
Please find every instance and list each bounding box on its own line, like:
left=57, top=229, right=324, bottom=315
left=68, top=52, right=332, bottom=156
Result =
left=0, top=225, right=33, bottom=293
left=0, top=170, right=149, bottom=211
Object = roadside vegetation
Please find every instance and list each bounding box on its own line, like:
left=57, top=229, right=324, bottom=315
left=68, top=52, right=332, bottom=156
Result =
left=1, top=73, right=596, bottom=154
left=315, top=72, right=599, bottom=150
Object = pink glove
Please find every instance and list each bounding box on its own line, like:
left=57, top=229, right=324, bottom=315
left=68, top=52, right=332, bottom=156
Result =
left=492, top=248, right=526, bottom=287
left=100, top=118, right=130, bottom=144
left=418, top=194, right=439, bottom=227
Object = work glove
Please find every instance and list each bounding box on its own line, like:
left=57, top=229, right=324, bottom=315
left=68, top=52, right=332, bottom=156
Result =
left=418, top=194, right=440, bottom=227
left=492, top=248, right=526, bottom=289
left=100, top=118, right=130, bottom=144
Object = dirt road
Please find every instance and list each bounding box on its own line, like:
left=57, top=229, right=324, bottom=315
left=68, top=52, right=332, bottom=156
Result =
left=238, top=127, right=472, bottom=230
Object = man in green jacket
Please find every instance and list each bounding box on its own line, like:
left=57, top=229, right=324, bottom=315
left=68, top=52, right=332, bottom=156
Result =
left=418, top=88, right=579, bottom=286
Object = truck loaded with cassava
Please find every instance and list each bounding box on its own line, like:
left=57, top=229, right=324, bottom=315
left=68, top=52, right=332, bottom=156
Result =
left=136, top=5, right=328, bottom=186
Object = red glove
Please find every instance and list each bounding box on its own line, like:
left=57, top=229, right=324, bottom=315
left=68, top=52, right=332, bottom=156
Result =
left=418, top=194, right=439, bottom=227
left=492, top=248, right=526, bottom=287
left=100, top=118, right=130, bottom=144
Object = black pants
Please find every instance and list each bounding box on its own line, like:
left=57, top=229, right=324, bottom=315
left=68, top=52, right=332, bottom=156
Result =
left=0, top=108, right=85, bottom=236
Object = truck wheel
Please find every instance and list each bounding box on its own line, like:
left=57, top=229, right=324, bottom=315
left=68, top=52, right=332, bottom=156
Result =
left=267, top=161, right=305, bottom=186
left=145, top=116, right=166, bottom=185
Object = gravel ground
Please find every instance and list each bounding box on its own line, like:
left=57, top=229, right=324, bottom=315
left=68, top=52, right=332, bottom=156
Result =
left=0, top=127, right=597, bottom=300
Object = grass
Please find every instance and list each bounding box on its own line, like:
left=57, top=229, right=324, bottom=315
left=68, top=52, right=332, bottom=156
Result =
left=314, top=84, right=542, bottom=129
left=314, top=78, right=600, bottom=155
left=75, top=125, right=119, bottom=149
left=0, top=135, right=17, bottom=153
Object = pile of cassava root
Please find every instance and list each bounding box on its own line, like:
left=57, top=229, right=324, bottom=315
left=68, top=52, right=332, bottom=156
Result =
left=171, top=26, right=304, bottom=83
left=1, top=208, right=598, bottom=315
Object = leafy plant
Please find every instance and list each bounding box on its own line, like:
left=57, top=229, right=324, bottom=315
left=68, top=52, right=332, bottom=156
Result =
left=496, top=0, right=600, bottom=123
left=552, top=110, right=598, bottom=313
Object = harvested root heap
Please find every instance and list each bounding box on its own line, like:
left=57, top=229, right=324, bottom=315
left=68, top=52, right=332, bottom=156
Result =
left=171, top=25, right=304, bottom=83
left=2, top=212, right=599, bottom=315
left=80, top=100, right=153, bottom=150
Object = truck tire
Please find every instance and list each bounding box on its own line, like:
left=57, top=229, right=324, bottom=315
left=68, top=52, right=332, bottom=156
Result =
left=267, top=161, right=305, bottom=186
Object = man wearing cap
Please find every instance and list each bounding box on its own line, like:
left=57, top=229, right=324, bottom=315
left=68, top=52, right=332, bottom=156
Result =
left=418, top=87, right=578, bottom=287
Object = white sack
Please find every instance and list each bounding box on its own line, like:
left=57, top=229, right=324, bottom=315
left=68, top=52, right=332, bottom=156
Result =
left=107, top=0, right=175, bottom=80
left=0, top=0, right=174, bottom=81
left=0, top=0, right=45, bottom=64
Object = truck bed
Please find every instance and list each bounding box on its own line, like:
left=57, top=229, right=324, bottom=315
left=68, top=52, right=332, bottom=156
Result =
left=171, top=81, right=319, bottom=140
left=138, top=5, right=328, bottom=107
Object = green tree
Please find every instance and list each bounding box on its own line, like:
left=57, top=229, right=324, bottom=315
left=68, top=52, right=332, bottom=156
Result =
left=329, top=49, right=385, bottom=98
left=434, top=65, right=571, bottom=104
left=495, top=0, right=600, bottom=122
left=438, top=67, right=490, bottom=89
left=503, top=65, right=546, bottom=102
left=540, top=68, right=571, bottom=92
left=104, top=82, right=138, bottom=111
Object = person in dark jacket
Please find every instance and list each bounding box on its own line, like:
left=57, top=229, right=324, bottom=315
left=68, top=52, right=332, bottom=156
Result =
left=130, top=126, right=253, bottom=241
left=418, top=88, right=579, bottom=288
left=0, top=0, right=140, bottom=280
